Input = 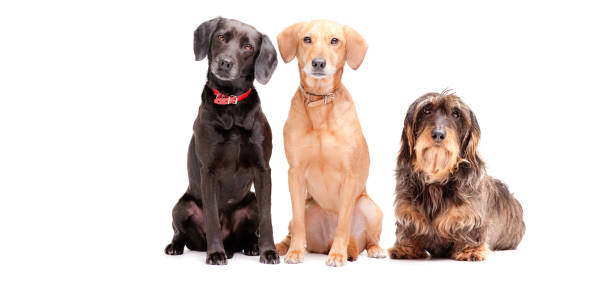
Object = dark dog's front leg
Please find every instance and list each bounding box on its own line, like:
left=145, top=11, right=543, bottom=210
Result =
left=201, top=169, right=227, bottom=265
left=253, top=167, right=280, bottom=264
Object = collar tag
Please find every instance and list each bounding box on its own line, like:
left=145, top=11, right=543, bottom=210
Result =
left=211, top=88, right=252, bottom=105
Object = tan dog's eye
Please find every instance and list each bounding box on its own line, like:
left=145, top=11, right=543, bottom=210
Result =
left=330, top=38, right=339, bottom=45
left=217, top=35, right=225, bottom=41
left=423, top=105, right=432, bottom=115
left=303, top=36, right=311, bottom=44
left=243, top=44, right=253, bottom=50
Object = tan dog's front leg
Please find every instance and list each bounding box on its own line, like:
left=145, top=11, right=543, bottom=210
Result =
left=285, top=167, right=306, bottom=264
left=326, top=175, right=358, bottom=267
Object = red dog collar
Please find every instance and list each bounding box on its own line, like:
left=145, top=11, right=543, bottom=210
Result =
left=211, top=88, right=252, bottom=105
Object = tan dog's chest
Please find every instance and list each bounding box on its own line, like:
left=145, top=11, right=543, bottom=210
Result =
left=287, top=119, right=361, bottom=211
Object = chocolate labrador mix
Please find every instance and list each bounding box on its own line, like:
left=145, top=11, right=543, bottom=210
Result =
left=164, top=17, right=279, bottom=265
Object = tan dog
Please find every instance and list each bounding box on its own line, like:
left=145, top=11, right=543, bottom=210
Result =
left=274, top=20, right=385, bottom=266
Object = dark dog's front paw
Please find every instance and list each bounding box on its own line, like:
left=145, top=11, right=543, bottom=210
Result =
left=206, top=251, right=227, bottom=265
left=165, top=242, right=184, bottom=255
left=243, top=243, right=260, bottom=256
left=259, top=249, right=280, bottom=264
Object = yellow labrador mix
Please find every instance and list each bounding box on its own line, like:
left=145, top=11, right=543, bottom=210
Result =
left=275, top=20, right=385, bottom=266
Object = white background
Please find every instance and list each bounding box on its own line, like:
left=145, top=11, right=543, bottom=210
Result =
left=1, top=0, right=610, bottom=287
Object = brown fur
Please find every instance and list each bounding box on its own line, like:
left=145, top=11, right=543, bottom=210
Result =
left=276, top=20, right=385, bottom=266
left=389, top=90, right=525, bottom=261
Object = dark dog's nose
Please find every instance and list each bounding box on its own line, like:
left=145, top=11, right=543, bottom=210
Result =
left=312, top=58, right=326, bottom=70
left=219, top=58, right=234, bottom=71
left=431, top=129, right=446, bottom=143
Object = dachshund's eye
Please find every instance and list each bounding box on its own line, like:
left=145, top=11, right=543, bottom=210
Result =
left=243, top=44, right=253, bottom=51
left=217, top=34, right=225, bottom=41
left=423, top=105, right=432, bottom=115
left=452, top=110, right=460, bottom=118
left=303, top=36, right=311, bottom=43
left=330, top=38, right=339, bottom=45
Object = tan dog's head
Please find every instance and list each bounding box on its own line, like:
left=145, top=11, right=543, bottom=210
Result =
left=277, top=20, right=367, bottom=93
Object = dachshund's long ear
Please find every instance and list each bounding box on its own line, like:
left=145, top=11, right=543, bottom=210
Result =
left=194, top=17, right=222, bottom=61
left=343, top=25, right=368, bottom=70
left=398, top=101, right=418, bottom=167
left=462, top=109, right=482, bottom=169
left=254, top=34, right=278, bottom=84
left=277, top=22, right=302, bottom=63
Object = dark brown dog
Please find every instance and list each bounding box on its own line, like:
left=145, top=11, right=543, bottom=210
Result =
left=389, top=90, right=525, bottom=261
left=164, top=17, right=279, bottom=265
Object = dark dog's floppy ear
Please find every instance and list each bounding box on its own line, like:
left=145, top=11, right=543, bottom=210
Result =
left=343, top=25, right=367, bottom=70
left=461, top=109, right=482, bottom=168
left=277, top=22, right=302, bottom=63
left=254, top=34, right=278, bottom=84
left=398, top=101, right=419, bottom=167
left=194, top=17, right=221, bottom=61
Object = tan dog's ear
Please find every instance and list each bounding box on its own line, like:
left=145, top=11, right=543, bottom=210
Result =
left=277, top=22, right=302, bottom=63
left=343, top=25, right=367, bottom=70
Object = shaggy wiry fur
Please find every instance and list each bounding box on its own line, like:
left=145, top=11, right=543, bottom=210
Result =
left=389, top=91, right=525, bottom=261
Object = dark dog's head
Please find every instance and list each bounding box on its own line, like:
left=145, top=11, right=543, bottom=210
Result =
left=194, top=17, right=277, bottom=86
left=399, top=90, right=482, bottom=183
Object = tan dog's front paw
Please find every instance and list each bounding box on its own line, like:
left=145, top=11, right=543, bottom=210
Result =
left=451, top=244, right=490, bottom=261
left=284, top=249, right=304, bottom=264
left=366, top=245, right=386, bottom=258
left=326, top=252, right=347, bottom=267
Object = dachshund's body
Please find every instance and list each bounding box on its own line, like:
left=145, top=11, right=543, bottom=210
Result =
left=389, top=91, right=525, bottom=261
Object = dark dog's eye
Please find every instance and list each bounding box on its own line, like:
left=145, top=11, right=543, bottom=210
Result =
left=452, top=109, right=460, bottom=118
left=243, top=44, right=253, bottom=51
left=423, top=104, right=432, bottom=115
left=303, top=36, right=311, bottom=43
left=330, top=38, right=339, bottom=45
left=217, top=34, right=225, bottom=41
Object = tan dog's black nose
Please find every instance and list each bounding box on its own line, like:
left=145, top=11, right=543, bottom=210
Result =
left=311, top=58, right=326, bottom=70
left=431, top=129, right=446, bottom=143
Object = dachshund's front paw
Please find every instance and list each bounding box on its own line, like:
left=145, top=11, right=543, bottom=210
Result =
left=388, top=244, right=428, bottom=259
left=452, top=244, right=490, bottom=261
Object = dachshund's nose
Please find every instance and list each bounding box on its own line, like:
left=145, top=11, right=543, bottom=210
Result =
left=431, top=129, right=446, bottom=143
left=219, top=58, right=234, bottom=71
left=312, top=58, right=326, bottom=70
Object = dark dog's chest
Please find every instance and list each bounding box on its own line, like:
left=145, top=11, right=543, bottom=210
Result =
left=211, top=128, right=261, bottom=170
left=192, top=127, right=261, bottom=207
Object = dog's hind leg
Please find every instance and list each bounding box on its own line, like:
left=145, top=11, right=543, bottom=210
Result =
left=486, top=179, right=526, bottom=250
left=275, top=222, right=292, bottom=256
left=165, top=191, right=206, bottom=255
left=223, top=192, right=260, bottom=257
left=355, top=194, right=386, bottom=258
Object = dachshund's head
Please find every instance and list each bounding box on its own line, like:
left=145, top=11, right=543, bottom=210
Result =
left=399, top=90, right=482, bottom=183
